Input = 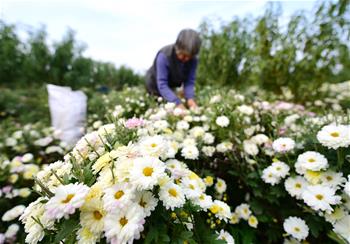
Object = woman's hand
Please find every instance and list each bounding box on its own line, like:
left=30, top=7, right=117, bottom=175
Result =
left=187, top=99, right=197, bottom=108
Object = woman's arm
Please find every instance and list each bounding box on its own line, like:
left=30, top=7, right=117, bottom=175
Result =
left=156, top=53, right=181, bottom=105
left=184, top=58, right=198, bottom=107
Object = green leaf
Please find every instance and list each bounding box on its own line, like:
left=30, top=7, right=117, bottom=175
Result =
left=83, top=164, right=96, bottom=186
left=54, top=218, right=79, bottom=242
left=327, top=231, right=347, bottom=244
left=144, top=224, right=170, bottom=244
left=241, top=226, right=256, bottom=244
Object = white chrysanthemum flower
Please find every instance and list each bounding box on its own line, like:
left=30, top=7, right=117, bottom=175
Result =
left=23, top=164, right=40, bottom=180
left=183, top=115, right=193, bottom=122
left=45, top=145, right=64, bottom=154
left=237, top=105, right=254, bottom=115
left=20, top=197, right=55, bottom=244
left=181, top=145, right=199, bottom=160
left=112, top=105, right=125, bottom=118
left=215, top=178, right=227, bottom=194
left=138, top=135, right=166, bottom=157
left=302, top=185, right=341, bottom=212
left=176, top=120, right=190, bottom=131
left=284, top=176, right=308, bottom=200
left=193, top=193, right=213, bottom=210
left=203, top=133, right=215, bottom=144
left=272, top=137, right=295, bottom=153
left=92, top=120, right=103, bottom=129
left=104, top=204, right=145, bottom=244
left=165, top=159, right=188, bottom=179
left=182, top=137, right=197, bottom=146
left=159, top=182, right=186, bottom=210
left=190, top=126, right=206, bottom=138
left=77, top=226, right=100, bottom=244
left=230, top=212, right=240, bottom=224
left=251, top=134, right=269, bottom=145
left=284, top=114, right=300, bottom=125
left=243, top=140, right=259, bottom=156
left=92, top=152, right=112, bottom=174
left=270, top=161, right=290, bottom=178
left=22, top=153, right=34, bottom=162
left=202, top=146, right=216, bottom=157
left=248, top=215, right=258, bottom=228
left=129, top=156, right=166, bottom=190
left=80, top=198, right=105, bottom=235
left=153, top=120, right=169, bottom=131
left=110, top=144, right=139, bottom=160
left=103, top=182, right=135, bottom=212
left=45, top=183, right=89, bottom=220
left=210, top=200, right=231, bottom=221
left=244, top=126, right=256, bottom=137
left=325, top=207, right=346, bottom=224
left=317, top=124, right=350, bottom=149
left=164, top=102, right=176, bottom=110
left=333, top=215, right=350, bottom=242
left=5, top=223, right=19, bottom=238
left=283, top=216, right=309, bottom=241
left=216, top=116, right=230, bottom=127
left=210, top=95, right=222, bottom=103
left=34, top=137, right=52, bottom=147
left=216, top=141, right=233, bottom=153
left=35, top=160, right=72, bottom=193
left=296, top=151, right=328, bottom=172
left=181, top=177, right=203, bottom=200
left=173, top=107, right=186, bottom=116
left=134, top=191, right=158, bottom=217
left=262, top=166, right=281, bottom=185
left=19, top=188, right=31, bottom=198
left=303, top=170, right=323, bottom=185
left=186, top=171, right=206, bottom=192
left=105, top=124, right=123, bottom=138
left=320, top=171, right=346, bottom=189
left=5, top=137, right=17, bottom=147
left=73, top=131, right=103, bottom=161
left=2, top=205, right=26, bottom=222
left=163, top=140, right=180, bottom=159
left=217, top=229, right=235, bottom=243
left=235, top=203, right=251, bottom=220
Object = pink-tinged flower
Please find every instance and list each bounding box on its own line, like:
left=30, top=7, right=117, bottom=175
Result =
left=2, top=186, right=13, bottom=194
left=261, top=102, right=271, bottom=110
left=295, top=105, right=305, bottom=111
left=278, top=127, right=287, bottom=136
left=125, top=118, right=144, bottom=129
left=272, top=137, right=295, bottom=153
left=45, top=183, right=89, bottom=220
left=275, top=102, right=294, bottom=110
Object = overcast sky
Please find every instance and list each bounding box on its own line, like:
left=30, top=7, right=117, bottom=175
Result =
left=1, top=0, right=317, bottom=74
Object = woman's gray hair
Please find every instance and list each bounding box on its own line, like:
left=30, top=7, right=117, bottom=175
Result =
left=175, top=29, right=201, bottom=56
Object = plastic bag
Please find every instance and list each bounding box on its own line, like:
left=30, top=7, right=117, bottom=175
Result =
left=47, top=84, right=87, bottom=147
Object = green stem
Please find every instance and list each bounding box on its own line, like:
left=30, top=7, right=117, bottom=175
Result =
left=285, top=153, right=291, bottom=165
left=337, top=148, right=344, bottom=170
left=190, top=213, right=201, bottom=244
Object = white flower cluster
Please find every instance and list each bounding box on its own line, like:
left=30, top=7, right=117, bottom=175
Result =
left=266, top=123, right=350, bottom=242
left=262, top=161, right=290, bottom=185
left=0, top=155, right=38, bottom=199
left=20, top=121, right=234, bottom=244
left=230, top=203, right=258, bottom=228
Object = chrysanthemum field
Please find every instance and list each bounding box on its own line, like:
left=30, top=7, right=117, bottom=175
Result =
left=1, top=81, right=349, bottom=244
